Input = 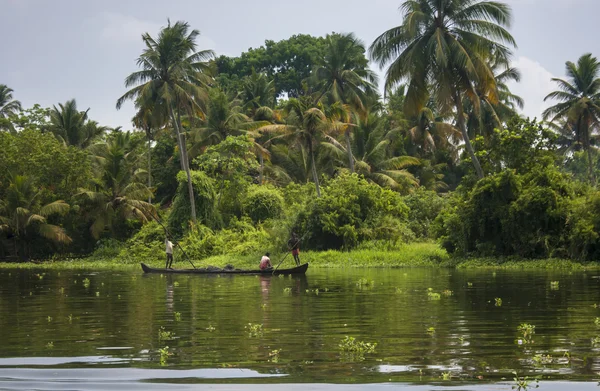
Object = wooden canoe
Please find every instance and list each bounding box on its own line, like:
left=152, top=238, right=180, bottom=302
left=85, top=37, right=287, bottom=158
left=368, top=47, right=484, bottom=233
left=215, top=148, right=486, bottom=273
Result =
left=141, top=262, right=308, bottom=275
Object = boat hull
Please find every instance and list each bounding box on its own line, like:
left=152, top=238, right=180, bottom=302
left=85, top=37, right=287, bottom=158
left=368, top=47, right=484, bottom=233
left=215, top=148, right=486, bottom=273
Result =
left=141, top=262, right=308, bottom=275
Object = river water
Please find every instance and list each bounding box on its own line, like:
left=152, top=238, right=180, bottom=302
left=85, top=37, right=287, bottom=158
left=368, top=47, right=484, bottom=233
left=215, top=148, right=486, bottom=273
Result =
left=0, top=266, right=598, bottom=390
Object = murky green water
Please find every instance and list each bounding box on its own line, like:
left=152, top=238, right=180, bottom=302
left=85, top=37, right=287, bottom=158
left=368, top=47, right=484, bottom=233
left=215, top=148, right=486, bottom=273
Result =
left=0, top=266, right=599, bottom=390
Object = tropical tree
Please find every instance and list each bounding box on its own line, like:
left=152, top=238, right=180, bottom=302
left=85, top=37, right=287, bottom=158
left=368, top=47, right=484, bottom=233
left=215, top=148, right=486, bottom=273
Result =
left=133, top=101, right=167, bottom=203
left=0, top=84, right=22, bottom=122
left=312, top=33, right=378, bottom=172
left=116, top=20, right=214, bottom=225
left=241, top=70, right=276, bottom=114
left=48, top=99, right=106, bottom=148
left=370, top=0, right=517, bottom=179
left=543, top=53, right=600, bottom=184
left=406, top=105, right=462, bottom=157
left=466, top=55, right=523, bottom=139
left=351, top=111, right=420, bottom=192
left=0, top=175, right=71, bottom=258
left=78, top=132, right=155, bottom=239
left=261, top=98, right=343, bottom=196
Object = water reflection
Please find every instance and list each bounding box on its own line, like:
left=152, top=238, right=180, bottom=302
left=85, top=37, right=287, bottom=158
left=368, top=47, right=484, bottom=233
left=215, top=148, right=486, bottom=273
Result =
left=0, top=268, right=598, bottom=388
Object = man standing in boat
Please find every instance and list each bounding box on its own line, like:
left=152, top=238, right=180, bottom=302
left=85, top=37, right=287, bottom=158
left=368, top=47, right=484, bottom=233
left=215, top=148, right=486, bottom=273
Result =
left=165, top=237, right=174, bottom=269
left=288, top=232, right=301, bottom=266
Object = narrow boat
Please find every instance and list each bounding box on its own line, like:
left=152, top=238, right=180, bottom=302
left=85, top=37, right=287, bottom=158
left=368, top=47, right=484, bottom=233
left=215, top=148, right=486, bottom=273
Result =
left=141, top=262, right=308, bottom=275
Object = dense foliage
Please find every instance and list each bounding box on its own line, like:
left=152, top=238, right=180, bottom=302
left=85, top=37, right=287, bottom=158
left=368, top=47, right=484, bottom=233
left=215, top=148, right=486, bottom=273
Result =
left=1, top=2, right=600, bottom=263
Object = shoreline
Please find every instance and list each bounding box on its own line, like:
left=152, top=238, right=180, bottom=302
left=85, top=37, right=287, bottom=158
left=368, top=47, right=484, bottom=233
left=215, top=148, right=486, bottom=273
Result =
left=0, top=243, right=598, bottom=271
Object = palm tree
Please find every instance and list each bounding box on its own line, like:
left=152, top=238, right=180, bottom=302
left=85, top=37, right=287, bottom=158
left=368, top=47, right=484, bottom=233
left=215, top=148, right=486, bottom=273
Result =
left=190, top=89, right=253, bottom=149
left=116, top=20, right=214, bottom=225
left=0, top=175, right=71, bottom=258
left=261, top=98, right=343, bottom=196
left=78, top=132, right=155, bottom=239
left=543, top=53, right=600, bottom=184
left=242, top=70, right=276, bottom=115
left=351, top=112, right=420, bottom=192
left=133, top=103, right=166, bottom=203
left=48, top=99, right=106, bottom=148
left=0, top=84, right=22, bottom=120
left=370, top=0, right=517, bottom=179
left=312, top=33, right=378, bottom=172
left=407, top=105, right=462, bottom=157
left=466, top=56, right=523, bottom=139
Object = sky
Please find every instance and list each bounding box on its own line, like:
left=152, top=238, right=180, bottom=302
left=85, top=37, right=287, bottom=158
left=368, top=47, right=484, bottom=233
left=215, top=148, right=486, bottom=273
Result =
left=2, top=0, right=599, bottom=128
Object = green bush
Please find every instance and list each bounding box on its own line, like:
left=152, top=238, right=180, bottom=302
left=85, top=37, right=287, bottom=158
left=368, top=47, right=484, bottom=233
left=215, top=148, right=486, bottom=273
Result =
left=168, top=171, right=221, bottom=237
left=434, top=167, right=574, bottom=258
left=117, top=221, right=165, bottom=262
left=243, top=185, right=284, bottom=223
left=403, top=189, right=448, bottom=238
left=295, top=174, right=410, bottom=250
left=181, top=217, right=272, bottom=259
left=567, top=191, right=600, bottom=260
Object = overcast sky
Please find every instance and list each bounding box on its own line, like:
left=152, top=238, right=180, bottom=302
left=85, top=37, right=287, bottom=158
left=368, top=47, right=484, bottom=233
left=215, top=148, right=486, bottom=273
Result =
left=2, top=0, right=598, bottom=128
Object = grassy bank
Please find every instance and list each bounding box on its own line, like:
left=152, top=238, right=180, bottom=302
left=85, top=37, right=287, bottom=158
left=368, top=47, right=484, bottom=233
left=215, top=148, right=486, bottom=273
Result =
left=0, top=243, right=598, bottom=271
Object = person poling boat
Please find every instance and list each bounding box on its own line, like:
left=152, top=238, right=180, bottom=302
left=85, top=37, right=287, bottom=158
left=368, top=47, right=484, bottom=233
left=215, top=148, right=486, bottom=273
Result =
left=288, top=232, right=301, bottom=266
left=165, top=237, right=174, bottom=269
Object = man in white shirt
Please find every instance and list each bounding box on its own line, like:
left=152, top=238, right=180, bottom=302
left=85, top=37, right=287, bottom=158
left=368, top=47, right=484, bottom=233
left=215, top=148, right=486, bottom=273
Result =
left=165, top=238, right=174, bottom=269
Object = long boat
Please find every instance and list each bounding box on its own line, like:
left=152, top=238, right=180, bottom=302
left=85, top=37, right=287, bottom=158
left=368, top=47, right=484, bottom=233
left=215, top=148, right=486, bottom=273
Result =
left=141, top=262, right=308, bottom=275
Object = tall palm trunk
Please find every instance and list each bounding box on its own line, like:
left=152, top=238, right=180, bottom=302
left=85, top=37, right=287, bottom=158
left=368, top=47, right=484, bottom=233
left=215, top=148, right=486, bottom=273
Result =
left=259, top=153, right=264, bottom=185
left=147, top=138, right=152, bottom=203
left=454, top=91, right=484, bottom=179
left=169, top=106, right=197, bottom=225
left=581, top=118, right=596, bottom=185
left=308, top=139, right=321, bottom=197
left=345, top=129, right=355, bottom=173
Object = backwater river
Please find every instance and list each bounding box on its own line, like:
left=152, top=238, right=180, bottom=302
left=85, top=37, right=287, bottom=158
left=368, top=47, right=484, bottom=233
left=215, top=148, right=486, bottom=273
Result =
left=0, top=266, right=598, bottom=390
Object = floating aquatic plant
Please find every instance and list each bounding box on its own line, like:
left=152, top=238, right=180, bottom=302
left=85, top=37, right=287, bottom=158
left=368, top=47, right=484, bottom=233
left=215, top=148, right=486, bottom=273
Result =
left=246, top=323, right=263, bottom=337
left=339, top=336, right=377, bottom=361
left=158, top=346, right=171, bottom=365
left=158, top=326, right=174, bottom=341
left=517, top=323, right=535, bottom=345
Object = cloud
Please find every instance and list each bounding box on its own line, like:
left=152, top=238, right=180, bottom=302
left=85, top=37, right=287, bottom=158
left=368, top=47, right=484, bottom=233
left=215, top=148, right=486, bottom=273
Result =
left=99, top=12, right=162, bottom=44
left=508, top=56, right=557, bottom=120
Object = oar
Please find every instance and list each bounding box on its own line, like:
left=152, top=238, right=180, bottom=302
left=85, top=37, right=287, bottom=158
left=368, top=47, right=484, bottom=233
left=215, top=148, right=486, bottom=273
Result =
left=151, top=213, right=197, bottom=269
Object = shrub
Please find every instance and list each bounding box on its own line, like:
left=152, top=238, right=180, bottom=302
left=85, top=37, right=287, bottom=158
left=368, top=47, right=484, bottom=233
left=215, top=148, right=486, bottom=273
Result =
left=295, top=174, right=410, bottom=250
left=168, top=171, right=220, bottom=237
left=243, top=185, right=284, bottom=223
left=181, top=217, right=273, bottom=259
left=118, top=221, right=165, bottom=262
left=433, top=167, right=574, bottom=258
left=403, top=189, right=448, bottom=238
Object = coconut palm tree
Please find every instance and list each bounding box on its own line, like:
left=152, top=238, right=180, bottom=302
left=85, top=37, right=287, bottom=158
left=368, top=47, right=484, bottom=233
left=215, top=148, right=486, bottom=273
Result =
left=0, top=85, right=22, bottom=127
left=261, top=98, right=344, bottom=196
left=370, top=0, right=517, bottom=179
left=543, top=53, right=600, bottom=184
left=0, top=175, right=71, bottom=258
left=48, top=99, right=106, bottom=148
left=242, top=70, right=276, bottom=115
left=116, top=20, right=214, bottom=225
left=312, top=33, right=378, bottom=172
left=133, top=102, right=167, bottom=203
left=406, top=105, right=462, bottom=157
left=78, top=132, right=154, bottom=239
left=466, top=56, right=523, bottom=139
left=350, top=112, right=420, bottom=192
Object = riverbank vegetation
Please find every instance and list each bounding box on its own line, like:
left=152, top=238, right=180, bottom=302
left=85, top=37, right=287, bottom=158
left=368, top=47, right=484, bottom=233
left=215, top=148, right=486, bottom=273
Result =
left=1, top=0, right=600, bottom=267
